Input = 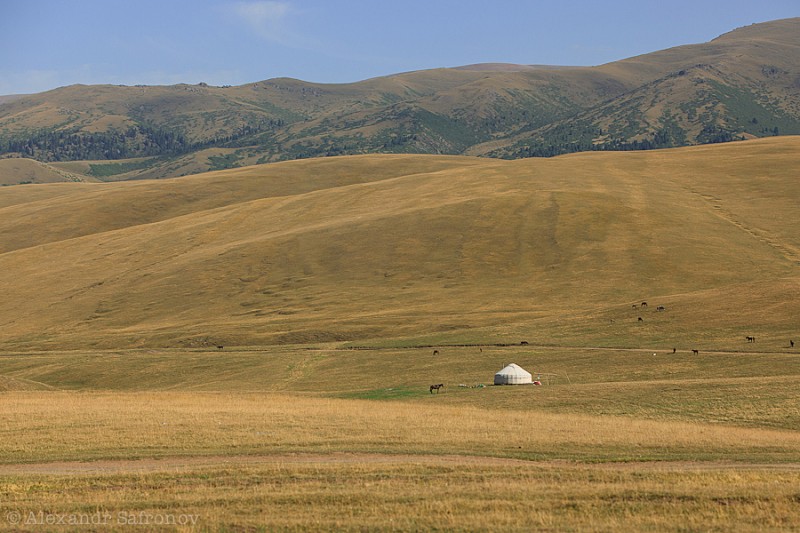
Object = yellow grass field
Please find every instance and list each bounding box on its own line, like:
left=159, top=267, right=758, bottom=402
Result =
left=1, top=342, right=799, bottom=529
left=1, top=138, right=800, bottom=530
left=1, top=390, right=800, bottom=531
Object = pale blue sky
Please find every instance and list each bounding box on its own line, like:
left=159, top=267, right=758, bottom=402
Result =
left=1, top=1, right=797, bottom=95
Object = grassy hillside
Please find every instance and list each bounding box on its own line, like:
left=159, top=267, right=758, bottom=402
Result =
left=0, top=137, right=797, bottom=351
left=488, top=18, right=800, bottom=158
left=0, top=158, right=91, bottom=185
left=1, top=19, right=798, bottom=178
left=1, top=138, right=800, bottom=531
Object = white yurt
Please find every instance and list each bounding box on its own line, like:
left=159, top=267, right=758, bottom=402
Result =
left=494, top=363, right=532, bottom=385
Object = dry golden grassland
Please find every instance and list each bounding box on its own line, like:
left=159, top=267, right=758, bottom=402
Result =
left=3, top=392, right=800, bottom=464
left=1, top=340, right=800, bottom=530
left=0, top=158, right=87, bottom=186
left=2, top=344, right=800, bottom=429
left=0, top=138, right=797, bottom=350
left=3, top=460, right=800, bottom=532
left=1, top=391, right=800, bottom=531
left=1, top=139, right=800, bottom=530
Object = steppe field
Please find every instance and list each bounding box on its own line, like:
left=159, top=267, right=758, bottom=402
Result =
left=1, top=137, right=800, bottom=531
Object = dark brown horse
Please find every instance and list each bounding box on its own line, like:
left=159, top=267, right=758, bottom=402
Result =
left=430, top=383, right=444, bottom=394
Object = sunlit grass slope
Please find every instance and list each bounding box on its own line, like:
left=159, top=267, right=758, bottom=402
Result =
left=0, top=158, right=89, bottom=186
left=0, top=137, right=797, bottom=350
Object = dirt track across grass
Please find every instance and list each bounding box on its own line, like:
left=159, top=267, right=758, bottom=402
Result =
left=2, top=453, right=800, bottom=476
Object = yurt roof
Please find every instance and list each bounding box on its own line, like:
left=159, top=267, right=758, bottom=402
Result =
left=495, top=363, right=531, bottom=376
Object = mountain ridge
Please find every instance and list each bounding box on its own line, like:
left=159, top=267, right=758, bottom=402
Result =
left=0, top=18, right=798, bottom=179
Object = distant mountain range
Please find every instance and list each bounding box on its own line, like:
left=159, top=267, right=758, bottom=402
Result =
left=0, top=18, right=798, bottom=180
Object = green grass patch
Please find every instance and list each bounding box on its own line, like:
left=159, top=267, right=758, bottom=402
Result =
left=709, top=80, right=800, bottom=136
left=207, top=152, right=242, bottom=170
left=337, top=386, right=423, bottom=400
left=88, top=158, right=154, bottom=178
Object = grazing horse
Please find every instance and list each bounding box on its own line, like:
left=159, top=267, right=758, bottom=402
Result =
left=216, top=345, right=224, bottom=350
left=430, top=383, right=444, bottom=394
left=632, top=304, right=638, bottom=309
left=638, top=317, right=643, bottom=322
left=520, top=341, right=529, bottom=346
left=791, top=340, right=795, bottom=348
left=673, top=347, right=677, bottom=354
left=641, top=302, right=648, bottom=307
left=433, top=349, right=439, bottom=356
left=656, top=306, right=665, bottom=312
left=746, top=336, right=755, bottom=343
left=692, top=349, right=699, bottom=355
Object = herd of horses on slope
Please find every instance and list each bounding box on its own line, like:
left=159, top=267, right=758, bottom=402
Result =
left=427, top=299, right=795, bottom=393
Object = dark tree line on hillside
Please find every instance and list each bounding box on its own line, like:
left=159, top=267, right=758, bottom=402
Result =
left=512, top=125, right=742, bottom=158
left=515, top=137, right=679, bottom=158
left=0, top=120, right=285, bottom=162
left=0, top=125, right=189, bottom=161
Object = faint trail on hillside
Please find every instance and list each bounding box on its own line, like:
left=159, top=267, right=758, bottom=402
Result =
left=1, top=453, right=799, bottom=476
left=0, top=374, right=59, bottom=391
left=335, top=344, right=795, bottom=356
left=273, top=352, right=324, bottom=391
left=690, top=189, right=800, bottom=266
left=0, top=454, right=536, bottom=475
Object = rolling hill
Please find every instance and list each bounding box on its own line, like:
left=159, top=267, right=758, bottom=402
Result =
left=0, top=158, right=92, bottom=185
left=0, top=18, right=798, bottom=179
left=0, top=136, right=797, bottom=350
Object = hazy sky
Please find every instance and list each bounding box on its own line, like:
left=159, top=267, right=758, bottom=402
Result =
left=1, top=1, right=797, bottom=95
